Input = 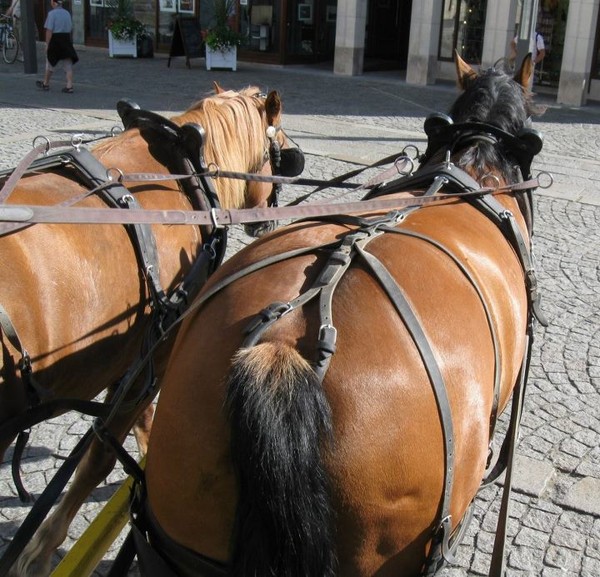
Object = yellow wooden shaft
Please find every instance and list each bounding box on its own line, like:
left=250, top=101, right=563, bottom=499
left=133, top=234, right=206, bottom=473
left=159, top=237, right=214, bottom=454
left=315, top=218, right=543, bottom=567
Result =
left=51, top=458, right=145, bottom=577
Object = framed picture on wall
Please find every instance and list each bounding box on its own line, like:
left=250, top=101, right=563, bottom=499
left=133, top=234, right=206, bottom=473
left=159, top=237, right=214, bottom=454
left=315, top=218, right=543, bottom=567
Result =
left=159, top=0, right=176, bottom=12
left=89, top=0, right=104, bottom=7
left=179, top=0, right=194, bottom=13
left=298, top=4, right=312, bottom=23
left=326, top=5, right=336, bottom=22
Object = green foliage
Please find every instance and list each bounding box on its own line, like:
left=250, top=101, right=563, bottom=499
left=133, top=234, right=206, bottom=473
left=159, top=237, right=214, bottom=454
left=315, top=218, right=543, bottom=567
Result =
left=205, top=25, right=241, bottom=51
left=204, top=0, right=242, bottom=52
left=108, top=16, right=146, bottom=40
left=107, top=0, right=146, bottom=40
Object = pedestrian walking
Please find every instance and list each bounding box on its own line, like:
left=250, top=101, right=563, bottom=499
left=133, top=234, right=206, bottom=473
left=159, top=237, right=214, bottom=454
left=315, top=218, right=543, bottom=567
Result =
left=36, top=0, right=78, bottom=93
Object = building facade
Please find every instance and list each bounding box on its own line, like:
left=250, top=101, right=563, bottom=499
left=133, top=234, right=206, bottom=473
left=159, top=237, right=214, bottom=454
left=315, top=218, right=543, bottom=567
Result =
left=15, top=0, right=600, bottom=106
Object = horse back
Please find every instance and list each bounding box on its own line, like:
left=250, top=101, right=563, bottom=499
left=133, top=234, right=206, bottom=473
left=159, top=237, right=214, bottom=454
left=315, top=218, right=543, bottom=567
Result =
left=0, top=130, right=201, bottom=409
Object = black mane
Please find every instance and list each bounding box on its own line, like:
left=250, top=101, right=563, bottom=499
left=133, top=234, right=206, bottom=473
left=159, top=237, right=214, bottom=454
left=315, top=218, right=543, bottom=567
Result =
left=448, top=67, right=533, bottom=180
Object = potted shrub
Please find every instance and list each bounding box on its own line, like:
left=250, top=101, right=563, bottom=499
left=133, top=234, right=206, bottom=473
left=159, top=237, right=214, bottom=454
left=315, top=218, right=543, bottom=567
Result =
left=107, top=0, right=150, bottom=58
left=203, top=0, right=242, bottom=70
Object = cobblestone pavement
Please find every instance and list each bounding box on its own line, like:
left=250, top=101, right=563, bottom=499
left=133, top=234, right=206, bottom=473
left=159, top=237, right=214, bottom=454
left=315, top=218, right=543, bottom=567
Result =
left=1, top=45, right=599, bottom=576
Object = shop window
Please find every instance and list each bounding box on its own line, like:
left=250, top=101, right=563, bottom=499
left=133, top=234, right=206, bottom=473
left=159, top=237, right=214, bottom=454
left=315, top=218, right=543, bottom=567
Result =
left=439, top=0, right=487, bottom=63
left=591, top=3, right=600, bottom=79
left=237, top=0, right=280, bottom=54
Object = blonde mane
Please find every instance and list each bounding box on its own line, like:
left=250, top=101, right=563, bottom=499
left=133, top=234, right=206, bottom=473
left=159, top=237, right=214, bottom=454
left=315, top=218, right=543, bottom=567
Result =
left=92, top=86, right=272, bottom=210
left=171, top=86, right=269, bottom=209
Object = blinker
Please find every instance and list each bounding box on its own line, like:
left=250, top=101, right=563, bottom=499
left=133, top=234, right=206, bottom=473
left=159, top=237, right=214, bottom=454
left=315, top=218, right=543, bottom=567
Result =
left=279, top=147, right=305, bottom=177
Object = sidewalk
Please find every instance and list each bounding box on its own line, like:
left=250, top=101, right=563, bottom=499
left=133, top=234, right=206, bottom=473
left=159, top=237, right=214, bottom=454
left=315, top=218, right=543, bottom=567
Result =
left=2, top=42, right=600, bottom=206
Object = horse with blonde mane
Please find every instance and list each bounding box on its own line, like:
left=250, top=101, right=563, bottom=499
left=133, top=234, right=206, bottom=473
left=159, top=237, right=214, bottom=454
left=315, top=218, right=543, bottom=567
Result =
left=0, top=86, right=300, bottom=577
left=141, top=55, right=543, bottom=577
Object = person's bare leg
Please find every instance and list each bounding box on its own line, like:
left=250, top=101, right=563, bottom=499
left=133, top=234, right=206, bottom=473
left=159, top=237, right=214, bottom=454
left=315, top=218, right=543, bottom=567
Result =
left=65, top=67, right=73, bottom=89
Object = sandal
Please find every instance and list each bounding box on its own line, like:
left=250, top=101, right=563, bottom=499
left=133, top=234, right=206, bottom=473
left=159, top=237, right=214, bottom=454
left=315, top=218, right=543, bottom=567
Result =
left=36, top=81, right=49, bottom=91
left=62, top=87, right=74, bottom=93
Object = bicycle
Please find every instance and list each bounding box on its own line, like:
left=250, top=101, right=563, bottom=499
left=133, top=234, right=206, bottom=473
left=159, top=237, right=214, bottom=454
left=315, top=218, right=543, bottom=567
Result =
left=0, top=14, right=20, bottom=64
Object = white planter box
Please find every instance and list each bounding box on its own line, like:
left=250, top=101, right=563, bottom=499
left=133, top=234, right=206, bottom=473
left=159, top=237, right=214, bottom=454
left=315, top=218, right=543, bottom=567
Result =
left=109, top=31, right=137, bottom=58
left=205, top=45, right=237, bottom=71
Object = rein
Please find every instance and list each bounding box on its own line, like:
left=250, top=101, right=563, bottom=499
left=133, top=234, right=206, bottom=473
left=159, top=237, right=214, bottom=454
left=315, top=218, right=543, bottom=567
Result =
left=0, top=172, right=548, bottom=231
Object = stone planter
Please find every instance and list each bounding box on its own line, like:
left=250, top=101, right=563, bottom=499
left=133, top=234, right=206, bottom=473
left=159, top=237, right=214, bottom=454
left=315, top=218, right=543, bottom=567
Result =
left=108, top=30, right=137, bottom=58
left=205, top=45, right=237, bottom=71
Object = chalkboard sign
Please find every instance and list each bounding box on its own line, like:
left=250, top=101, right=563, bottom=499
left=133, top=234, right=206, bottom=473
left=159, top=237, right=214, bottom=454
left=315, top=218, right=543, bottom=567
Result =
left=168, top=16, right=203, bottom=68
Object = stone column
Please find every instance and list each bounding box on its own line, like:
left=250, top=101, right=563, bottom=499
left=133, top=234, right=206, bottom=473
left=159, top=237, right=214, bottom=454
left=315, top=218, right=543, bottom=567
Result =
left=481, top=0, right=519, bottom=69
left=557, top=0, right=599, bottom=106
left=71, top=0, right=85, bottom=46
left=333, top=0, right=367, bottom=76
left=406, top=0, right=443, bottom=85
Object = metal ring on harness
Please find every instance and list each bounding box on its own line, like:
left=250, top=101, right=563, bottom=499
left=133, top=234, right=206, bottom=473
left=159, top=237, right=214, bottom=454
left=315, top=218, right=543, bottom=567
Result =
left=70, top=133, right=84, bottom=151
left=401, top=144, right=420, bottom=160
left=536, top=171, right=554, bottom=189
left=206, top=163, right=220, bottom=178
left=111, top=125, right=123, bottom=137
left=480, top=174, right=501, bottom=190
left=394, top=156, right=415, bottom=176
left=106, top=167, right=125, bottom=183
left=32, top=135, right=51, bottom=156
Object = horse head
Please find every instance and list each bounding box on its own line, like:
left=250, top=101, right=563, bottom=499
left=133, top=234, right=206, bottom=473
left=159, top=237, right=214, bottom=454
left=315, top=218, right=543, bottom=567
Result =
left=448, top=52, right=541, bottom=185
left=419, top=52, right=543, bottom=236
left=181, top=84, right=304, bottom=238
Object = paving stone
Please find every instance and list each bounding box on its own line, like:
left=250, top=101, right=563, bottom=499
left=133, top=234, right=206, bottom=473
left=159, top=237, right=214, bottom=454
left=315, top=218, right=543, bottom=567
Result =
left=559, top=477, right=600, bottom=516
left=513, top=455, right=555, bottom=498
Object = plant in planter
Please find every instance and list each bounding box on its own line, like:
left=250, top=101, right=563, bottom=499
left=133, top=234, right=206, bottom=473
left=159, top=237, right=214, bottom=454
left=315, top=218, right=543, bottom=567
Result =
left=203, top=0, right=242, bottom=70
left=107, top=0, right=152, bottom=57
left=108, top=16, right=146, bottom=41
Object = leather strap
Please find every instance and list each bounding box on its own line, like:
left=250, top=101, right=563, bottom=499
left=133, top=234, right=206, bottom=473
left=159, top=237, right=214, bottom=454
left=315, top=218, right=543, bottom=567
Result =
left=488, top=325, right=533, bottom=576
left=355, top=243, right=456, bottom=567
left=0, top=139, right=83, bottom=204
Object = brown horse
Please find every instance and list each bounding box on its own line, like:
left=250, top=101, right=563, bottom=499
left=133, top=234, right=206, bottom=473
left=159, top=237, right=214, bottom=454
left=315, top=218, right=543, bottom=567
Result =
left=0, top=86, right=295, bottom=577
left=143, top=55, right=542, bottom=576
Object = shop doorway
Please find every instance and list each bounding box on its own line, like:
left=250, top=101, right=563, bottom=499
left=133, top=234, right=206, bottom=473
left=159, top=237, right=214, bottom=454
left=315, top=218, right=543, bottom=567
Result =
left=365, top=0, right=412, bottom=71
left=535, top=0, right=568, bottom=88
left=284, top=0, right=337, bottom=63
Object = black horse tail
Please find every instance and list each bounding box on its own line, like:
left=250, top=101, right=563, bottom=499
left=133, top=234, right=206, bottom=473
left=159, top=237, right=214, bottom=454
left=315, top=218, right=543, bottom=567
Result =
left=225, top=342, right=336, bottom=577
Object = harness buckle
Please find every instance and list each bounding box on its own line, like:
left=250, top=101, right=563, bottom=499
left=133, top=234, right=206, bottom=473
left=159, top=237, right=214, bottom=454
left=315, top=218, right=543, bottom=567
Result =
left=318, top=324, right=337, bottom=355
left=210, top=207, right=224, bottom=229
left=202, top=239, right=218, bottom=260
left=18, top=350, right=32, bottom=375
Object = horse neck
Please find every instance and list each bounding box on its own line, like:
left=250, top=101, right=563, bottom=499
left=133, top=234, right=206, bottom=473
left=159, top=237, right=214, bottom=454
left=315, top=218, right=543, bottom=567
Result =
left=174, top=107, right=266, bottom=210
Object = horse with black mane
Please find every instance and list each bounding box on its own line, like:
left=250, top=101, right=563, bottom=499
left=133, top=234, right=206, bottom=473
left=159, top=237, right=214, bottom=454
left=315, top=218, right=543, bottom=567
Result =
left=138, top=54, right=544, bottom=577
left=0, top=85, right=302, bottom=577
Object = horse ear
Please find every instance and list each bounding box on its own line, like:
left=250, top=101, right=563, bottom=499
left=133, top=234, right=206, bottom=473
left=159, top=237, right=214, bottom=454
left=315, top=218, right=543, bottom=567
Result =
left=455, top=50, right=478, bottom=89
left=265, top=90, right=282, bottom=125
left=213, top=81, right=225, bottom=94
left=514, top=53, right=534, bottom=89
